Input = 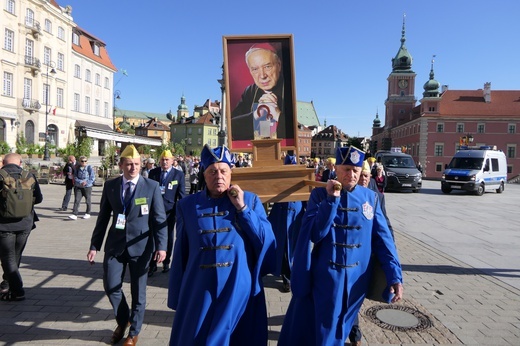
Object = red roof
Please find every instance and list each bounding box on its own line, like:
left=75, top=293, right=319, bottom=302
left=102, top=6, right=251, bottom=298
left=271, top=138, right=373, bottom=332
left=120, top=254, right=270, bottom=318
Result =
left=72, top=26, right=117, bottom=71
left=438, top=90, right=520, bottom=117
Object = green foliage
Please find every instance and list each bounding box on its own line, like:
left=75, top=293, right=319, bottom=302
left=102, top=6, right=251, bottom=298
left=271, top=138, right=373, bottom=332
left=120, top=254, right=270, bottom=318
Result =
left=56, top=138, right=93, bottom=161
left=0, top=141, right=11, bottom=155
left=15, top=132, right=28, bottom=154
left=347, top=137, right=363, bottom=149
left=191, top=148, right=201, bottom=157
left=137, top=145, right=151, bottom=155
left=26, top=143, right=40, bottom=155
left=100, top=142, right=118, bottom=170
left=172, top=139, right=186, bottom=157
left=77, top=137, right=93, bottom=158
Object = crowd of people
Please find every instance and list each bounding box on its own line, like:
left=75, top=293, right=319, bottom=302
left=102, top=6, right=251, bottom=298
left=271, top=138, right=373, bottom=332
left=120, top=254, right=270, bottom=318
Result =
left=1, top=144, right=402, bottom=346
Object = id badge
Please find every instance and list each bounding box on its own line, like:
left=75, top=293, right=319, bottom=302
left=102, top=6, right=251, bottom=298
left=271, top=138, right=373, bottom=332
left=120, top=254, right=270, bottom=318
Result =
left=141, top=204, right=149, bottom=215
left=115, top=213, right=126, bottom=230
left=160, top=186, right=165, bottom=194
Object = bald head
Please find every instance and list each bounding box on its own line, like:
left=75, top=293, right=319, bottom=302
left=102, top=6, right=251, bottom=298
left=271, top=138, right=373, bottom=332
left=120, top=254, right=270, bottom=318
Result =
left=3, top=153, right=22, bottom=166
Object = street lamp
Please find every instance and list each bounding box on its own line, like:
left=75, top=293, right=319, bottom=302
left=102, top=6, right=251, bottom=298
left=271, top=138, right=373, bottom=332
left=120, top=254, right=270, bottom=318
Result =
left=43, top=62, right=56, bottom=161
left=113, top=90, right=121, bottom=131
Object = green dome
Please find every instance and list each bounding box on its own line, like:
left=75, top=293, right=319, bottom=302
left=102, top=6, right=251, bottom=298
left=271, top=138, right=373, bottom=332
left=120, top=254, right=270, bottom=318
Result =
left=392, top=20, right=413, bottom=72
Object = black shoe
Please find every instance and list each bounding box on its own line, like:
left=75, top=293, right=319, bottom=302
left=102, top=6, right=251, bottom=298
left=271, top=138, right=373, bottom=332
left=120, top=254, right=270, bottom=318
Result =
left=0, top=281, right=9, bottom=295
left=1, top=291, right=25, bottom=302
left=162, top=264, right=170, bottom=273
left=56, top=207, right=67, bottom=211
left=148, top=265, right=157, bottom=277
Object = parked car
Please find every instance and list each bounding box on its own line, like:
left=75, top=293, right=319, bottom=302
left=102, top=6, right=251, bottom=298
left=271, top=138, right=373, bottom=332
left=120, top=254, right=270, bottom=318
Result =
left=377, top=152, right=422, bottom=192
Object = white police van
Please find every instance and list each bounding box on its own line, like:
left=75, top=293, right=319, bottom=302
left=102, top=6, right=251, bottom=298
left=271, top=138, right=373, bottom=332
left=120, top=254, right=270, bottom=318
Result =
left=441, top=146, right=507, bottom=196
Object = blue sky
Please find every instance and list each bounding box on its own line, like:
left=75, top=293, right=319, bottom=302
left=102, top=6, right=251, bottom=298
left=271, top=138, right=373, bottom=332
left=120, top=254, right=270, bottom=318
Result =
left=63, top=0, right=520, bottom=137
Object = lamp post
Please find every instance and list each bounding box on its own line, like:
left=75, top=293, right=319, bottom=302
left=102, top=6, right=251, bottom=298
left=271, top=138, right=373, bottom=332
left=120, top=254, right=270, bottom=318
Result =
left=113, top=90, right=121, bottom=131
left=43, top=62, right=56, bottom=161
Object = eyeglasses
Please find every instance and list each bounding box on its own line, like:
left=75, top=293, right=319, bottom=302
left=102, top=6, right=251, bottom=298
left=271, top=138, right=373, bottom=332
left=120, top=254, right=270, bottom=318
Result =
left=81, top=160, right=87, bottom=162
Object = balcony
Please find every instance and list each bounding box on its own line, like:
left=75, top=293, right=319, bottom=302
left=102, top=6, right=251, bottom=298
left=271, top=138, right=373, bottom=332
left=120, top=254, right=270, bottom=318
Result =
left=22, top=98, right=42, bottom=114
left=25, top=17, right=41, bottom=39
left=24, top=56, right=41, bottom=76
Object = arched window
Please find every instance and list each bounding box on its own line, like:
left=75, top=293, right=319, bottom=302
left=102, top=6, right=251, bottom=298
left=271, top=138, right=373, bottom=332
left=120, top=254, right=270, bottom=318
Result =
left=48, top=124, right=58, bottom=146
left=25, top=120, right=35, bottom=144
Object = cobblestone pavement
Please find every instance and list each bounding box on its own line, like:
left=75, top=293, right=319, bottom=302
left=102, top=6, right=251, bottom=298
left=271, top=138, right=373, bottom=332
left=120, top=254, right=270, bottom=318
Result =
left=0, top=180, right=519, bottom=345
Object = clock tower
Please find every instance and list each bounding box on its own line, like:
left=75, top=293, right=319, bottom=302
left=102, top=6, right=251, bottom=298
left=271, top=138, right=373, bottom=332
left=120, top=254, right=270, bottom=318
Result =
left=385, top=16, right=417, bottom=130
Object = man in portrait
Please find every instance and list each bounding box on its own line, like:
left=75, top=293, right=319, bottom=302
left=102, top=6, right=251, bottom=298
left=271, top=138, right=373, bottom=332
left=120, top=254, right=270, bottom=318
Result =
left=231, top=43, right=292, bottom=141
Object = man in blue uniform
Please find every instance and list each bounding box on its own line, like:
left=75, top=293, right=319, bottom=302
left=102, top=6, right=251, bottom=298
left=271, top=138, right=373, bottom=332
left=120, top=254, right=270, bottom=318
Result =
left=279, top=146, right=403, bottom=346
left=267, top=154, right=305, bottom=292
left=87, top=145, right=167, bottom=346
left=168, top=144, right=276, bottom=346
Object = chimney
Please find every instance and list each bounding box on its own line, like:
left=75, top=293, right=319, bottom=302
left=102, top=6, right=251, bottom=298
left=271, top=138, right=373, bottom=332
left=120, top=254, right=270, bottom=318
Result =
left=483, top=82, right=491, bottom=103
left=441, top=85, right=449, bottom=93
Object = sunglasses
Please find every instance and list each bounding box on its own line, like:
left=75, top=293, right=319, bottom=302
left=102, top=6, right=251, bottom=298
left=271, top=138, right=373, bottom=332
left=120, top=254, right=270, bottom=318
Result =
left=81, top=160, right=88, bottom=162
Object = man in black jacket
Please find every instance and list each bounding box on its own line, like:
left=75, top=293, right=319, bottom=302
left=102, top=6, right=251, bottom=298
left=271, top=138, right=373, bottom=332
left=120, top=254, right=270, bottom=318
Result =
left=0, top=153, right=43, bottom=301
left=57, top=155, right=75, bottom=211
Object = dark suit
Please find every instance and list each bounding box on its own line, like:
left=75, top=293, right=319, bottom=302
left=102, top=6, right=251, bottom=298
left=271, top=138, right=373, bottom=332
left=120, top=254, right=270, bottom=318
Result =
left=320, top=169, right=336, bottom=182
left=148, top=167, right=185, bottom=266
left=90, top=176, right=167, bottom=337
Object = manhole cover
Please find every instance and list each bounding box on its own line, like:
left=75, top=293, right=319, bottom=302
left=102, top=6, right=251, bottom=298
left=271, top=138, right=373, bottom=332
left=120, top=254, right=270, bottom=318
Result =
left=365, top=305, right=433, bottom=332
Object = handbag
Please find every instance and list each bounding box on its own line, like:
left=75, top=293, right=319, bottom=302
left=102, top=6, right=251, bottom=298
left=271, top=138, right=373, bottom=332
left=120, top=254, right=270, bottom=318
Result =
left=366, top=254, right=393, bottom=303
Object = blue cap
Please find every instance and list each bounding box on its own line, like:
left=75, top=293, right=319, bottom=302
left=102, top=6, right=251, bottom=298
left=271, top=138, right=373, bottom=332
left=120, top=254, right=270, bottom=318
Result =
left=336, top=146, right=365, bottom=167
left=200, top=144, right=236, bottom=169
left=284, top=154, right=297, bottom=165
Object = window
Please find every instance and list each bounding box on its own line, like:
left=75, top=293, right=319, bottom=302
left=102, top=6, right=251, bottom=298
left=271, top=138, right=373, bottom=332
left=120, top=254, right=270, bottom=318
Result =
left=188, top=128, right=192, bottom=135
left=25, top=38, right=34, bottom=58
left=3, top=72, right=13, bottom=96
left=23, top=78, right=32, bottom=99
left=25, top=9, right=34, bottom=27
left=44, top=47, right=51, bottom=66
left=57, top=53, right=64, bottom=71
left=436, top=123, right=444, bottom=133
left=93, top=44, right=100, bottom=56
left=198, top=138, right=202, bottom=145
left=43, top=83, right=50, bottom=105
left=434, top=144, right=444, bottom=157
left=85, top=69, right=91, bottom=82
left=72, top=32, right=79, bottom=45
left=95, top=73, right=100, bottom=86
left=491, top=158, right=499, bottom=172
left=58, top=26, right=65, bottom=40
left=436, top=163, right=443, bottom=172
left=187, top=138, right=192, bottom=145
left=6, top=0, right=15, bottom=14
left=508, top=124, right=516, bottom=134
left=507, top=166, right=513, bottom=174
left=95, top=99, right=100, bottom=116
left=85, top=96, right=91, bottom=114
left=74, top=93, right=80, bottom=111
left=198, top=128, right=202, bottom=135
left=56, top=88, right=63, bottom=108
left=456, top=123, right=464, bottom=133
left=74, top=64, right=80, bottom=78
left=507, top=145, right=516, bottom=159
left=4, top=29, right=14, bottom=52
left=104, top=77, right=109, bottom=88
left=104, top=102, right=109, bottom=118
left=477, top=123, right=485, bottom=134
left=44, top=19, right=52, bottom=33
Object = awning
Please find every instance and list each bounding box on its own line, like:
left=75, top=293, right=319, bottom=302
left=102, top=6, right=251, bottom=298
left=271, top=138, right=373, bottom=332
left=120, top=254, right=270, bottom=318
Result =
left=76, top=120, right=162, bottom=146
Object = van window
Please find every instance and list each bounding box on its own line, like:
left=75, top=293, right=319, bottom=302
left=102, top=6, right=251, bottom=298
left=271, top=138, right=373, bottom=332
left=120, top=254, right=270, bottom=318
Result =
left=491, top=158, right=499, bottom=172
left=448, top=158, right=483, bottom=170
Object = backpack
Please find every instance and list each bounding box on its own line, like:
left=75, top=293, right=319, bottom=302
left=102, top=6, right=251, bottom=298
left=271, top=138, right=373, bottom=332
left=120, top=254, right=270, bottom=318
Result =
left=0, top=168, right=36, bottom=218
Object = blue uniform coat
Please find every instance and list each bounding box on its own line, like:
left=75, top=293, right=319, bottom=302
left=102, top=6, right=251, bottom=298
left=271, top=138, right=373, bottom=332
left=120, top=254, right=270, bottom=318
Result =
left=168, top=190, right=276, bottom=346
left=279, top=186, right=402, bottom=346
left=267, top=201, right=305, bottom=277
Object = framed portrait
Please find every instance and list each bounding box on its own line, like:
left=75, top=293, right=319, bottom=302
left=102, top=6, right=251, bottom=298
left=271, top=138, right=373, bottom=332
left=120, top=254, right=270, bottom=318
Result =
left=223, top=34, right=297, bottom=152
